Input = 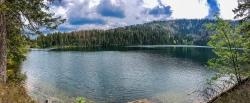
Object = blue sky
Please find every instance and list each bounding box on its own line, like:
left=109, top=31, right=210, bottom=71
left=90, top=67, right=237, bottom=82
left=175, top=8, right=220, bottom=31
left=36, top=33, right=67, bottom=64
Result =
left=47, top=0, right=238, bottom=32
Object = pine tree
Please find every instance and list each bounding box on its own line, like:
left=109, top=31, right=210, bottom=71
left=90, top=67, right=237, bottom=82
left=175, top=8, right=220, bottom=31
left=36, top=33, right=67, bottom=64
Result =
left=0, top=0, right=64, bottom=83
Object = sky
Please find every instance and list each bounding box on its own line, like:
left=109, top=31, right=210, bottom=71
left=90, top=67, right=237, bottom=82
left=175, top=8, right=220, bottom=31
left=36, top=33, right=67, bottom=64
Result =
left=47, top=0, right=238, bottom=32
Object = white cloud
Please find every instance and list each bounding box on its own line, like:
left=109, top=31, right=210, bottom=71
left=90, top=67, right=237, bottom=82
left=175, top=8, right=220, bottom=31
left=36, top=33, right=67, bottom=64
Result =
left=163, top=0, right=209, bottom=19
left=89, top=0, right=101, bottom=8
left=217, top=0, right=238, bottom=19
left=51, top=6, right=68, bottom=19
left=142, top=0, right=159, bottom=8
left=49, top=0, right=239, bottom=31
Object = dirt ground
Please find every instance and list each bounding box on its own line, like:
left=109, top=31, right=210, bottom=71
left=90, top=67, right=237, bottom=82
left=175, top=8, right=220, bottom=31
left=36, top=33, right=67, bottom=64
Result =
left=0, top=83, right=35, bottom=103
left=212, top=79, right=250, bottom=103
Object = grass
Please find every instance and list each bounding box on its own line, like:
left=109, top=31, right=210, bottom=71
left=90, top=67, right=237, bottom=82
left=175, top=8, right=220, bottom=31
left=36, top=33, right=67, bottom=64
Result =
left=0, top=82, right=35, bottom=103
left=0, top=67, right=35, bottom=103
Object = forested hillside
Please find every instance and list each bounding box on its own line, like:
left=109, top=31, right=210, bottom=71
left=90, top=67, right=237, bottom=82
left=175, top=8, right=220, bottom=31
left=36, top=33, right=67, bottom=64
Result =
left=36, top=19, right=217, bottom=48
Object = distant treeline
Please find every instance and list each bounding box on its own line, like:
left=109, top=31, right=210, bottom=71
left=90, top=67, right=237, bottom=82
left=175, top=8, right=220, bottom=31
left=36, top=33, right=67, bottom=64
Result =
left=36, top=19, right=217, bottom=48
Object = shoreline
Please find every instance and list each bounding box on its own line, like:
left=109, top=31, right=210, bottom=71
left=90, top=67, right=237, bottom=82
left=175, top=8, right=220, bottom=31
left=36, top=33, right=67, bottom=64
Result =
left=207, top=78, right=249, bottom=103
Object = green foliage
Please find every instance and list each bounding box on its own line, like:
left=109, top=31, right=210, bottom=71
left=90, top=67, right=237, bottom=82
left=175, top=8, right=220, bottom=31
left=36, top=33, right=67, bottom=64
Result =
left=6, top=30, right=28, bottom=83
left=75, top=97, right=86, bottom=103
left=2, top=0, right=65, bottom=66
left=36, top=19, right=216, bottom=48
left=7, top=67, right=27, bottom=83
left=233, top=0, right=249, bottom=41
left=207, top=17, right=250, bottom=83
left=7, top=34, right=28, bottom=67
left=2, top=0, right=65, bottom=33
left=0, top=0, right=64, bottom=82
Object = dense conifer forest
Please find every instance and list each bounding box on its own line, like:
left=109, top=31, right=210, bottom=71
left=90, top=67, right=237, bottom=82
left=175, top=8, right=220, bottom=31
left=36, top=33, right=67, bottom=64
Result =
left=36, top=19, right=218, bottom=48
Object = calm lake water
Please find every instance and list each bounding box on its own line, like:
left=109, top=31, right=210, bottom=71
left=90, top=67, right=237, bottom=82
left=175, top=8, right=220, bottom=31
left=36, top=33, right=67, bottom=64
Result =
left=21, top=46, right=214, bottom=103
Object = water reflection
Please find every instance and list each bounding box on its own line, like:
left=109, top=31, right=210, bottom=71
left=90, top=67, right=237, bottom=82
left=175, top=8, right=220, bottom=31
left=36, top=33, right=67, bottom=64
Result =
left=22, top=46, right=214, bottom=103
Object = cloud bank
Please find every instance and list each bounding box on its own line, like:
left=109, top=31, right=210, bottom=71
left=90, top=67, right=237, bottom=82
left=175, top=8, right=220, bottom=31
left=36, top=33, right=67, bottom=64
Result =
left=49, top=0, right=238, bottom=32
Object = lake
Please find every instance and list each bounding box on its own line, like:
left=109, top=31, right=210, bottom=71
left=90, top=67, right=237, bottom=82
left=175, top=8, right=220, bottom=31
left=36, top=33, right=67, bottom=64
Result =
left=21, top=45, right=214, bottom=103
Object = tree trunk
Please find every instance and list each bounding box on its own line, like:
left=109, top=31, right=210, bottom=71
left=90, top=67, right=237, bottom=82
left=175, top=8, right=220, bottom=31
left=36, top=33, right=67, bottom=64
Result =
left=0, top=0, right=7, bottom=83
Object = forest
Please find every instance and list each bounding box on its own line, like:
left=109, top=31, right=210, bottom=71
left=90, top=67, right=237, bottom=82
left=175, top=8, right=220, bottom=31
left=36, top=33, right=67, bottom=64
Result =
left=35, top=19, right=218, bottom=48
